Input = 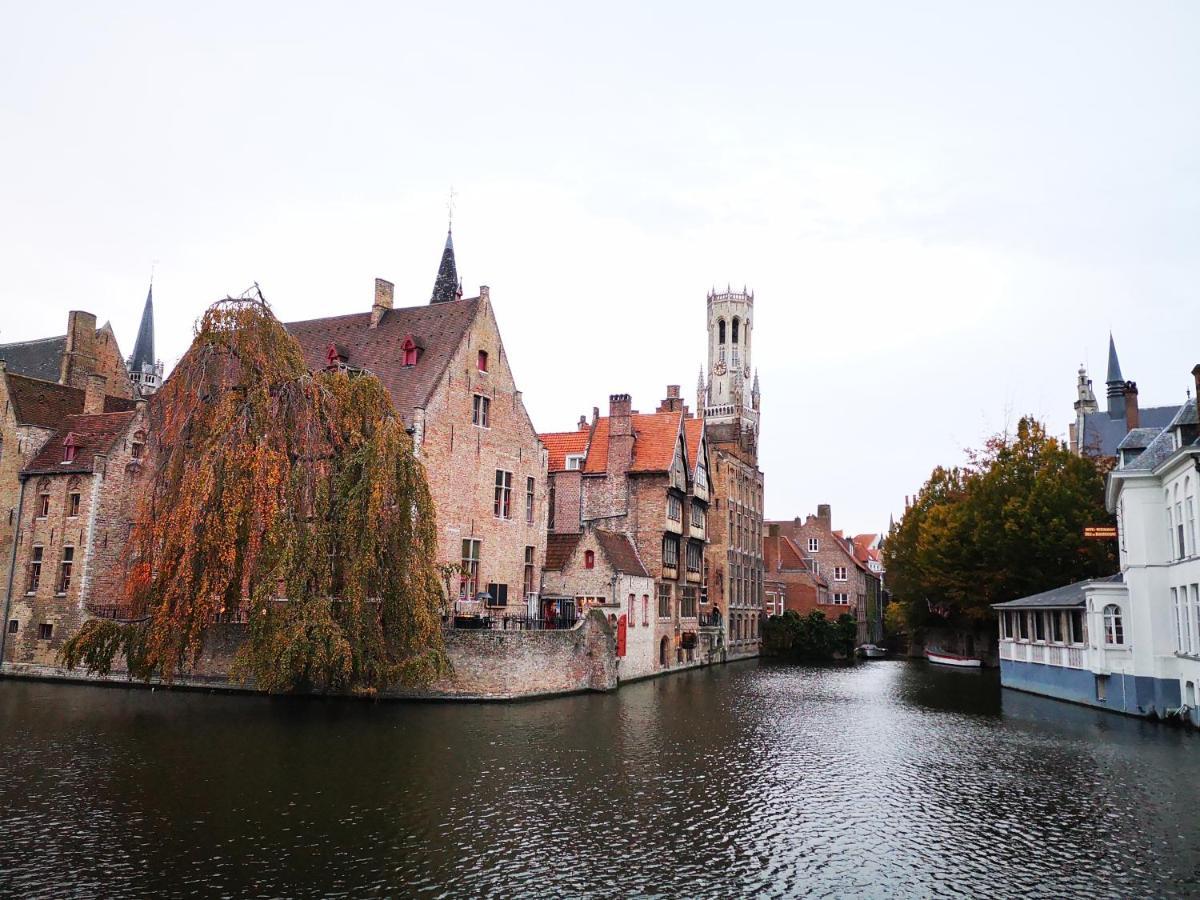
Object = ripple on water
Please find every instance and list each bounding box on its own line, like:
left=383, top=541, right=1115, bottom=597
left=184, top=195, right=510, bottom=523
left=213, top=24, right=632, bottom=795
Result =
left=1, top=662, right=1199, bottom=899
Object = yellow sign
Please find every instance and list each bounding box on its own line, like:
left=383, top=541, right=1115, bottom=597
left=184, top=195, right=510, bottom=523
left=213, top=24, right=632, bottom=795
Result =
left=1083, top=526, right=1118, bottom=540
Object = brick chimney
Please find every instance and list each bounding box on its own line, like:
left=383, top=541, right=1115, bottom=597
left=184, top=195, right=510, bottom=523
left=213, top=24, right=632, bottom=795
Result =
left=607, top=393, right=634, bottom=476
left=817, top=504, right=832, bottom=530
left=1123, top=380, right=1139, bottom=431
left=658, top=384, right=684, bottom=413
left=60, top=310, right=98, bottom=388
left=578, top=415, right=588, bottom=431
left=83, top=374, right=106, bottom=415
left=370, top=278, right=393, bottom=329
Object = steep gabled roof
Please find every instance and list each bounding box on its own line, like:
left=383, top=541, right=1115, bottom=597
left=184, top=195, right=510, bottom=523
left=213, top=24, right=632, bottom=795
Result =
left=0, top=335, right=68, bottom=382
left=130, top=284, right=156, bottom=370
left=544, top=533, right=582, bottom=571
left=1120, top=401, right=1197, bottom=472
left=286, top=297, right=481, bottom=427
left=1117, top=427, right=1160, bottom=451
left=582, top=410, right=684, bottom=474
left=540, top=429, right=590, bottom=472
left=595, top=530, right=650, bottom=578
left=24, top=411, right=137, bottom=475
left=4, top=372, right=136, bottom=429
left=1080, top=405, right=1177, bottom=458
left=684, top=417, right=705, bottom=473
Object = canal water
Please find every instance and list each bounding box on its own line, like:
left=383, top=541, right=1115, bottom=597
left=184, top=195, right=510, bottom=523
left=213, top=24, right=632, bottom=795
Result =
left=2, top=661, right=1199, bottom=899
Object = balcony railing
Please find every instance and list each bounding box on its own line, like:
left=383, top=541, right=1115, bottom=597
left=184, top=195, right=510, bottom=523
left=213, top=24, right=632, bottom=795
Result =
left=1000, top=639, right=1085, bottom=669
left=447, top=613, right=579, bottom=631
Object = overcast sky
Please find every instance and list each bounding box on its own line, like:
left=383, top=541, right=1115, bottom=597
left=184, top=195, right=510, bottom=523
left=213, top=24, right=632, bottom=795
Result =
left=2, top=2, right=1197, bottom=532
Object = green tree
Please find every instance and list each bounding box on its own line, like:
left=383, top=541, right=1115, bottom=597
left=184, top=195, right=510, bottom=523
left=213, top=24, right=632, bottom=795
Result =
left=885, top=417, right=1115, bottom=628
left=762, top=610, right=857, bottom=660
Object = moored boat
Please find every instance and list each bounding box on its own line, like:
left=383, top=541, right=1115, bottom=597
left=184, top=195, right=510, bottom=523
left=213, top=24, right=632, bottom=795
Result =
left=857, top=644, right=887, bottom=658
left=926, top=650, right=982, bottom=668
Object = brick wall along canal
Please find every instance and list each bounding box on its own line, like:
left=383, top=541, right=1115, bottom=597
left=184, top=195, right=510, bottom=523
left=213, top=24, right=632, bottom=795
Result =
left=2, top=661, right=1199, bottom=898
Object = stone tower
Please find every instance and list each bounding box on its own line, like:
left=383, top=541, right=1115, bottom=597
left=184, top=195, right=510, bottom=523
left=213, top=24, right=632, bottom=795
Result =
left=704, top=287, right=759, bottom=454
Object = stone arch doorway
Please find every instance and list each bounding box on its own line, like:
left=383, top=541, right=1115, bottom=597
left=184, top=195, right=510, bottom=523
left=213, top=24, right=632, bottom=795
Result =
left=660, top=637, right=670, bottom=668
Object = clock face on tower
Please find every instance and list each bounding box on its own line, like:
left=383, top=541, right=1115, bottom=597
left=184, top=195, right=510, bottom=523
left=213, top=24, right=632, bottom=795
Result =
left=713, top=361, right=727, bottom=376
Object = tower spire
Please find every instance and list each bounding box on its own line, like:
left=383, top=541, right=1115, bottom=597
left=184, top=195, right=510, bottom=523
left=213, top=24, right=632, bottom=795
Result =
left=127, top=281, right=163, bottom=395
left=430, top=229, right=459, bottom=304
left=1105, top=332, right=1125, bottom=418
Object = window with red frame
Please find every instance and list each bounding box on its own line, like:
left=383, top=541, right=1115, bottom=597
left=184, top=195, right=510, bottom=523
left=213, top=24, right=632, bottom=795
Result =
left=584, top=550, right=595, bottom=569
left=477, top=350, right=488, bottom=372
left=401, top=337, right=419, bottom=367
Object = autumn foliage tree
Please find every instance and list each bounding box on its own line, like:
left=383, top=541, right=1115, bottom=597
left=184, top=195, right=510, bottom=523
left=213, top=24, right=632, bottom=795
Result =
left=884, top=417, right=1116, bottom=629
left=61, top=293, right=447, bottom=694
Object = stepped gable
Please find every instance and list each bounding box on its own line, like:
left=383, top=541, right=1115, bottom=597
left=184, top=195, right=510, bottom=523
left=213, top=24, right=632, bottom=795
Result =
left=286, top=297, right=481, bottom=427
left=0, top=335, right=68, bottom=382
left=5, top=372, right=136, bottom=428
left=594, top=530, right=650, bottom=577
left=540, top=430, right=590, bottom=472
left=582, top=410, right=683, bottom=474
left=24, top=410, right=136, bottom=475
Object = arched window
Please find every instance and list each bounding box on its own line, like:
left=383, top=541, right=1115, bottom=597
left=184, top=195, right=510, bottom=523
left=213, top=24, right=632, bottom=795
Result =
left=1103, top=604, right=1124, bottom=645
left=584, top=550, right=595, bottom=569
left=731, top=317, right=740, bottom=344
left=660, top=636, right=670, bottom=667
left=717, top=319, right=726, bottom=344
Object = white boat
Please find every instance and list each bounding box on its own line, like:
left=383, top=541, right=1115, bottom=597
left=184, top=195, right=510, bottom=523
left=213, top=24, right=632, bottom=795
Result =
left=857, top=644, right=887, bottom=658
left=926, top=650, right=982, bottom=668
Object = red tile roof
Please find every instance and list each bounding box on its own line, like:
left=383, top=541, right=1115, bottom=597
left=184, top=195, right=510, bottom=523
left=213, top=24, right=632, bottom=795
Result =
left=582, top=411, right=683, bottom=474
left=24, top=411, right=136, bottom=475
left=540, top=429, right=590, bottom=473
left=285, top=298, right=481, bottom=427
left=684, top=417, right=704, bottom=473
left=5, top=372, right=136, bottom=429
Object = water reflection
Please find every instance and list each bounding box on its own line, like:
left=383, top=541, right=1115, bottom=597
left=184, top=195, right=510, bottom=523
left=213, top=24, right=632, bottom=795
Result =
left=1, top=661, right=1198, bottom=898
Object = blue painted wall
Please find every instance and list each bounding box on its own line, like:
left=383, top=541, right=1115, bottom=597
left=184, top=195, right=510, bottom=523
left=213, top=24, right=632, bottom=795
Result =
left=1000, top=660, right=1180, bottom=718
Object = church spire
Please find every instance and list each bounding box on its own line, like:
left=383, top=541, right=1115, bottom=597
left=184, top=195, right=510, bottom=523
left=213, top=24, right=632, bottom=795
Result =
left=131, top=283, right=155, bottom=371
left=430, top=229, right=459, bottom=304
left=1105, top=332, right=1125, bottom=418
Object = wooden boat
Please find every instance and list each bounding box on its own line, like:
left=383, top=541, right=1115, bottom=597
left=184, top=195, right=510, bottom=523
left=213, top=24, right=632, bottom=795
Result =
left=857, top=644, right=887, bottom=658
left=926, top=650, right=981, bottom=668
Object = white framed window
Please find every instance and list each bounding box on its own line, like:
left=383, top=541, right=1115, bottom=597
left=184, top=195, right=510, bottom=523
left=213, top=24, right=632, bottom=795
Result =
left=565, top=454, right=584, bottom=471
left=460, top=539, right=481, bottom=600
left=834, top=566, right=847, bottom=581
left=472, top=394, right=490, bottom=428
left=494, top=470, right=513, bottom=519
left=1103, top=604, right=1125, bottom=646
left=832, top=593, right=849, bottom=606
left=808, top=538, right=819, bottom=553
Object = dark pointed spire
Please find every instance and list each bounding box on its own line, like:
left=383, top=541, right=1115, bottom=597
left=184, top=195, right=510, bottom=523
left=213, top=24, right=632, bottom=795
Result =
left=1105, top=332, right=1125, bottom=418
left=130, top=283, right=155, bottom=371
left=430, top=229, right=459, bottom=304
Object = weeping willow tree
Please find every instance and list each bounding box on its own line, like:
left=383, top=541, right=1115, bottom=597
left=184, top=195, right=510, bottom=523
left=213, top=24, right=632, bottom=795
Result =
left=61, top=292, right=448, bottom=695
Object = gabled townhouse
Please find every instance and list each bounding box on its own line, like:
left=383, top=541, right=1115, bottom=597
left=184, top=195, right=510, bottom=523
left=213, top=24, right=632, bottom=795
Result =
left=3, top=376, right=148, bottom=669
left=540, top=386, right=714, bottom=676
left=763, top=524, right=830, bottom=617
left=997, top=366, right=1200, bottom=725
left=286, top=232, right=548, bottom=619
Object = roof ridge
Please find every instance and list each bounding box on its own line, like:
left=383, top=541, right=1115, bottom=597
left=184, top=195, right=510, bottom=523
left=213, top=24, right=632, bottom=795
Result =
left=0, top=334, right=68, bottom=348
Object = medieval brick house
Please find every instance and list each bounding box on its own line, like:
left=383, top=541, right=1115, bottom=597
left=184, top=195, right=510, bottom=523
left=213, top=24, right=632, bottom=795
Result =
left=541, top=386, right=713, bottom=673
left=286, top=231, right=548, bottom=617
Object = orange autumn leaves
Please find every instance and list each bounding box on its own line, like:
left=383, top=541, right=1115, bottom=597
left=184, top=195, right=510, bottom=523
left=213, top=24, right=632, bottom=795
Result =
left=62, top=295, right=447, bottom=693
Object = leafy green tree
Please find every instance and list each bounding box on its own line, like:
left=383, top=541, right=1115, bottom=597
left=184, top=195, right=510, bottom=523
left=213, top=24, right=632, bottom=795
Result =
left=885, top=417, right=1116, bottom=628
left=762, top=610, right=857, bottom=660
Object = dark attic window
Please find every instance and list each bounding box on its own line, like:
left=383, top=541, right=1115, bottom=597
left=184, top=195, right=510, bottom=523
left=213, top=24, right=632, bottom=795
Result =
left=63, top=435, right=78, bottom=463
left=478, top=350, right=488, bottom=373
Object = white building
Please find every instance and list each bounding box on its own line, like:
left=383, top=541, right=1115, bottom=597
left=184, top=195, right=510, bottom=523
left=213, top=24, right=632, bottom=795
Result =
left=996, top=373, right=1200, bottom=725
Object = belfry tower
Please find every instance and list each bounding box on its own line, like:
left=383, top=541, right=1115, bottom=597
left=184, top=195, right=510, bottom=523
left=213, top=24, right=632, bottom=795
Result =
left=700, top=286, right=764, bottom=657
left=703, top=287, right=759, bottom=455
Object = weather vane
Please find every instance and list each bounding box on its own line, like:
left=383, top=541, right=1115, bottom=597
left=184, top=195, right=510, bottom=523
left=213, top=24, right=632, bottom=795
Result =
left=447, top=186, right=457, bottom=231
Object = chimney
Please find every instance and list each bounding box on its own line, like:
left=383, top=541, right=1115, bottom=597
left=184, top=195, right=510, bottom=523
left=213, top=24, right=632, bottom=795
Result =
left=480, top=285, right=490, bottom=302
left=578, top=415, right=588, bottom=431
left=84, top=374, right=106, bottom=415
left=817, top=504, right=832, bottom=530
left=607, top=393, right=634, bottom=476
left=658, top=384, right=683, bottom=413
left=370, top=278, right=393, bottom=329
left=1123, top=381, right=1139, bottom=432
left=61, top=310, right=98, bottom=388
left=768, top=523, right=780, bottom=538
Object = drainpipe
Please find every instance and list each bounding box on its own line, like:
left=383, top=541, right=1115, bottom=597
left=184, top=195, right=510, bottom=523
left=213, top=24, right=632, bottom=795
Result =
left=0, top=476, right=29, bottom=669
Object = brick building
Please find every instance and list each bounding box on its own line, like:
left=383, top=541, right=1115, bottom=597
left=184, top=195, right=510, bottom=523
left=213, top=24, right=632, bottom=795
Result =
left=699, top=288, right=764, bottom=657
left=286, top=231, right=548, bottom=618
left=767, top=506, right=884, bottom=645
left=541, top=386, right=713, bottom=672
left=4, top=376, right=147, bottom=668
left=763, top=525, right=829, bottom=617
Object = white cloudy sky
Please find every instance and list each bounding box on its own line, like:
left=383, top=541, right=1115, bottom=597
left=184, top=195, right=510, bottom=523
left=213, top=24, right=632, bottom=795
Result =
left=2, top=2, right=1197, bottom=531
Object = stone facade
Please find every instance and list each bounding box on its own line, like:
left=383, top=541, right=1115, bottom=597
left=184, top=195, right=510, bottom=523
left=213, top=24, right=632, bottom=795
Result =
left=3, top=393, right=147, bottom=669
left=700, top=288, right=764, bottom=657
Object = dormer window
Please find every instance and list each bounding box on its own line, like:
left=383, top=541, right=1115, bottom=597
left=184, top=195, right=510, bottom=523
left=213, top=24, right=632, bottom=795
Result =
left=62, top=434, right=78, bottom=464
left=565, top=454, right=584, bottom=471
left=325, top=343, right=350, bottom=370
left=401, top=337, right=420, bottom=368
left=477, top=350, right=488, bottom=373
